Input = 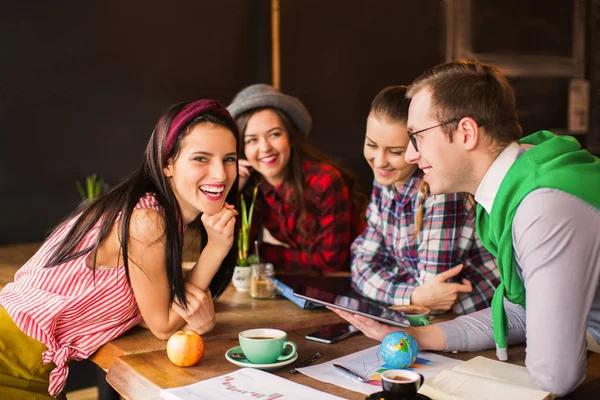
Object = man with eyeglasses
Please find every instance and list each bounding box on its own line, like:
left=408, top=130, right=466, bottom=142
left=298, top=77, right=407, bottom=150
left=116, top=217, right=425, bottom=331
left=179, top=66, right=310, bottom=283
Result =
left=332, top=60, right=600, bottom=396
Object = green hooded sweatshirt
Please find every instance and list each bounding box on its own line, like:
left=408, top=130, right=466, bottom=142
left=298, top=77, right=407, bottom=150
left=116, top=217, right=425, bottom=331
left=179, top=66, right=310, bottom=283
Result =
left=475, top=130, right=600, bottom=360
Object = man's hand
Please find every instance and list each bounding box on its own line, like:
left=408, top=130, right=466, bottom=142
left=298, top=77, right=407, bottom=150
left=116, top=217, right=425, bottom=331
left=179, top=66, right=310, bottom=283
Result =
left=328, top=307, right=399, bottom=341
left=172, top=283, right=216, bottom=334
left=329, top=307, right=447, bottom=351
left=410, top=264, right=472, bottom=311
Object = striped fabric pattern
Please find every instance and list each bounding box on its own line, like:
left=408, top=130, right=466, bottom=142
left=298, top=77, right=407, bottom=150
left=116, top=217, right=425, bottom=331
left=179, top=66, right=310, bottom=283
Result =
left=350, top=173, right=500, bottom=315
left=0, top=193, right=162, bottom=396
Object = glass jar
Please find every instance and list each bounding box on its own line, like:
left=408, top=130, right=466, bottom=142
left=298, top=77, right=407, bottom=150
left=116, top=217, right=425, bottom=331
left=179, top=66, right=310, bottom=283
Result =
left=250, top=262, right=275, bottom=299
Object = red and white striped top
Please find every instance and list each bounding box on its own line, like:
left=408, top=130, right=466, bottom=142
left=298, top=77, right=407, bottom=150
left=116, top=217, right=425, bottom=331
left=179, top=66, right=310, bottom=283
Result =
left=0, top=193, right=163, bottom=397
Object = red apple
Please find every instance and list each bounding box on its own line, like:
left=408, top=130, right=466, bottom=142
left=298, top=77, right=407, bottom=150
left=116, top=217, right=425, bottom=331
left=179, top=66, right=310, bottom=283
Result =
left=166, top=330, right=205, bottom=367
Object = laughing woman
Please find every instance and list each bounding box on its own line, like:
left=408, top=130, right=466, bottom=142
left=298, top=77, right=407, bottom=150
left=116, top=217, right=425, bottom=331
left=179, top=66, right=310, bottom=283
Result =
left=0, top=101, right=239, bottom=399
left=228, top=84, right=366, bottom=273
left=351, top=86, right=499, bottom=314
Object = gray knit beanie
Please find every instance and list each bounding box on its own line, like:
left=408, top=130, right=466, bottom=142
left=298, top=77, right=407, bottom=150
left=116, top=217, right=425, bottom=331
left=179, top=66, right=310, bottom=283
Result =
left=227, top=84, right=312, bottom=136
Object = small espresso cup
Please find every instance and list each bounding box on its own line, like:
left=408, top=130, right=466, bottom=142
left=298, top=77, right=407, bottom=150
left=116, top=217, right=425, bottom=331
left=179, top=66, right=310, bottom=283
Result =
left=380, top=370, right=425, bottom=399
left=239, top=328, right=297, bottom=364
left=389, top=305, right=431, bottom=326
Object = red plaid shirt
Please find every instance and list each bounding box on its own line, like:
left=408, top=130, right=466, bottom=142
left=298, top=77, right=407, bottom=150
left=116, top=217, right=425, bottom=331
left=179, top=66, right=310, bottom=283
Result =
left=253, top=160, right=361, bottom=273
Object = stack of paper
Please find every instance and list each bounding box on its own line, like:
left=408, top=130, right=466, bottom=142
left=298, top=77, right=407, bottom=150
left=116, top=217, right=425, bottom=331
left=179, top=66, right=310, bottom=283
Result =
left=296, top=345, right=553, bottom=400
left=296, top=345, right=462, bottom=395
left=160, top=368, right=345, bottom=400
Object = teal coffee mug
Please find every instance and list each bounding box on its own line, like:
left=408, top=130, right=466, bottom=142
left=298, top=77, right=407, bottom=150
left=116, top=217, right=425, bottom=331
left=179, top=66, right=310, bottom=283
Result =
left=389, top=305, right=431, bottom=327
left=239, top=328, right=297, bottom=364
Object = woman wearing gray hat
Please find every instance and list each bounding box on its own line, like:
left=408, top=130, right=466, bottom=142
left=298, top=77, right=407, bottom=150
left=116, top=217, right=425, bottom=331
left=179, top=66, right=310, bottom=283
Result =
left=228, top=84, right=366, bottom=273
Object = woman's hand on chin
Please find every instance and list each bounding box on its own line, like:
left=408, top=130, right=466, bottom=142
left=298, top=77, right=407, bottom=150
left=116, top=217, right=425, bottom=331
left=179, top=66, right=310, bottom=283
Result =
left=201, top=203, right=238, bottom=254
left=172, top=283, right=216, bottom=334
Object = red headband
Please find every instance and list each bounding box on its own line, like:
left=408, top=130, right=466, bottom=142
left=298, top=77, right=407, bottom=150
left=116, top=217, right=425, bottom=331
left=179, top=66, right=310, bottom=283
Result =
left=163, top=99, right=238, bottom=159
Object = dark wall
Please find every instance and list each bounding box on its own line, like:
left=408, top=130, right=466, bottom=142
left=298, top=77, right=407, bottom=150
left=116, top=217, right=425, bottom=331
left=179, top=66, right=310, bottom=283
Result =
left=470, top=0, right=579, bottom=145
left=1, top=1, right=593, bottom=244
left=589, top=0, right=600, bottom=154
left=0, top=1, right=270, bottom=244
left=280, top=0, right=446, bottom=193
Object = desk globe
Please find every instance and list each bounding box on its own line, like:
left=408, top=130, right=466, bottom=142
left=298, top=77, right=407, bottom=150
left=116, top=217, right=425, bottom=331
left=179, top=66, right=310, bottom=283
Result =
left=380, top=331, right=418, bottom=368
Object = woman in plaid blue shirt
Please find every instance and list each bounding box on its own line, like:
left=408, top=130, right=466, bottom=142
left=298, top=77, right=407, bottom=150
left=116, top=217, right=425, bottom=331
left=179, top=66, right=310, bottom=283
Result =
left=351, top=86, right=499, bottom=315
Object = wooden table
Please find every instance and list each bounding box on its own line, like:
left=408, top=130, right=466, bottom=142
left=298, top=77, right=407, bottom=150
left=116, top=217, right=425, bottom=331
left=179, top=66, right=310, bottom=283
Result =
left=0, top=242, right=42, bottom=288
left=105, top=321, right=600, bottom=400
left=90, top=285, right=345, bottom=371
left=3, top=244, right=600, bottom=398
left=107, top=328, right=381, bottom=399
left=0, top=240, right=347, bottom=372
left=103, top=291, right=600, bottom=400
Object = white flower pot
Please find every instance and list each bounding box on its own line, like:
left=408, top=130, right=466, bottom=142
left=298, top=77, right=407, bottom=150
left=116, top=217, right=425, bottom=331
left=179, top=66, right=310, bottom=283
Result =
left=232, top=266, right=251, bottom=292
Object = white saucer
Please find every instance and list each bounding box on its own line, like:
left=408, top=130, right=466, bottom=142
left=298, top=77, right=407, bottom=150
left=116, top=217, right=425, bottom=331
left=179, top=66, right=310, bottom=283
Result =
left=225, top=346, right=298, bottom=371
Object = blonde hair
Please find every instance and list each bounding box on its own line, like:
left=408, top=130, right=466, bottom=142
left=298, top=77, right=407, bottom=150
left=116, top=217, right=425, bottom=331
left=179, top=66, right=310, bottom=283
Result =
left=414, top=180, right=429, bottom=238
left=413, top=181, right=476, bottom=241
left=370, top=86, right=430, bottom=239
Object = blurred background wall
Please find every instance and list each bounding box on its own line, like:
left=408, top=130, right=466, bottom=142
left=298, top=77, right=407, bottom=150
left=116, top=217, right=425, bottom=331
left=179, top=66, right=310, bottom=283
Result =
left=1, top=0, right=597, bottom=244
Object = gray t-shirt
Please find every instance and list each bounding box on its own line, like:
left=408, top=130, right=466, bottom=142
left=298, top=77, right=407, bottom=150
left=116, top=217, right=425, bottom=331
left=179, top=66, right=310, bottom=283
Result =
left=438, top=188, right=600, bottom=397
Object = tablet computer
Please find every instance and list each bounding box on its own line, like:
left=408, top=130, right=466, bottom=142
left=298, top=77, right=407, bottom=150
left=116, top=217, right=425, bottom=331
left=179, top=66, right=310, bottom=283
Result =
left=274, top=275, right=353, bottom=310
left=293, top=285, right=410, bottom=327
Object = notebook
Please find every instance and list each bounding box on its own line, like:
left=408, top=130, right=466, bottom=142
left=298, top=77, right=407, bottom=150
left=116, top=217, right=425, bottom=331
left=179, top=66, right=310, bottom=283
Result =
left=418, top=356, right=554, bottom=400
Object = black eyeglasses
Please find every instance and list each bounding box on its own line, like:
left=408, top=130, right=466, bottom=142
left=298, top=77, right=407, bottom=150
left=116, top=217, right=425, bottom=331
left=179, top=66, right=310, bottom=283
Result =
left=407, top=119, right=486, bottom=151
left=407, top=120, right=459, bottom=152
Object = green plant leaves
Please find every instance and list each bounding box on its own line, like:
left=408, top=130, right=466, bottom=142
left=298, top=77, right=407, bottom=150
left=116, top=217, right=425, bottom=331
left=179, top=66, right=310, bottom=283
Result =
left=76, top=174, right=103, bottom=202
left=236, top=184, right=260, bottom=265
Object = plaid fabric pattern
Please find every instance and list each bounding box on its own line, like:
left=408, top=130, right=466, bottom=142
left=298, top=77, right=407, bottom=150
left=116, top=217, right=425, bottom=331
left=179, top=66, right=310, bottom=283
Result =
left=350, top=172, right=499, bottom=315
left=255, top=160, right=356, bottom=273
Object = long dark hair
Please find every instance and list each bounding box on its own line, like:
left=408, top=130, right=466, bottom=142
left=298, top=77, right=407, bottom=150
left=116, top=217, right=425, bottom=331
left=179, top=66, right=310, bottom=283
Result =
left=44, top=102, right=239, bottom=308
left=236, top=107, right=367, bottom=242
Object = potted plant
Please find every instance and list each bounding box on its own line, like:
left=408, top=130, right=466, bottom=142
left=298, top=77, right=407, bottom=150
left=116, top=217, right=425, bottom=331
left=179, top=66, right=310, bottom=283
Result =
left=76, top=174, right=104, bottom=203
left=232, top=184, right=259, bottom=292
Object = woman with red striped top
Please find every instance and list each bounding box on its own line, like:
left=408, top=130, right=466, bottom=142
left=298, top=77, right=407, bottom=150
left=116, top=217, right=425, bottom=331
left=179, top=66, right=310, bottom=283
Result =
left=0, top=100, right=240, bottom=398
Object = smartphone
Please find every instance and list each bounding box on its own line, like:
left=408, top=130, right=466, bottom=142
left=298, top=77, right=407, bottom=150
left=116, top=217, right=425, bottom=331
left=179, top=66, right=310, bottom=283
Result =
left=305, top=322, right=360, bottom=344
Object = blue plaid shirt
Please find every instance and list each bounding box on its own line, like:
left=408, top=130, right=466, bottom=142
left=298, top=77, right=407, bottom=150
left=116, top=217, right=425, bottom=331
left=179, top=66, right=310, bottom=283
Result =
left=350, top=172, right=499, bottom=315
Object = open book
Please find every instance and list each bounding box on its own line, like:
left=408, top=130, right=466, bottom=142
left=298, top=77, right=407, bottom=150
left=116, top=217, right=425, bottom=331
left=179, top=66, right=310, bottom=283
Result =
left=418, top=356, right=554, bottom=400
